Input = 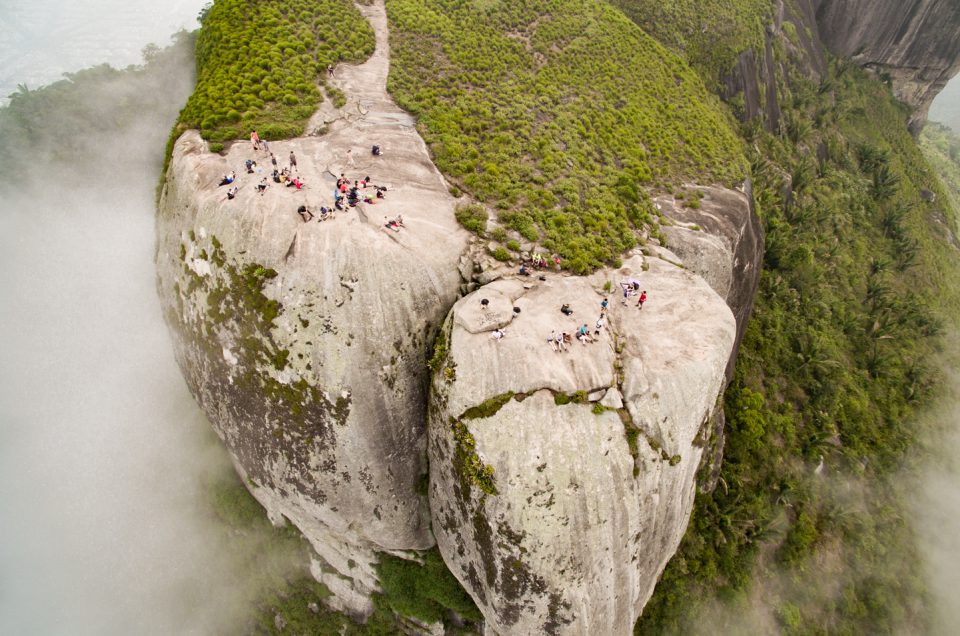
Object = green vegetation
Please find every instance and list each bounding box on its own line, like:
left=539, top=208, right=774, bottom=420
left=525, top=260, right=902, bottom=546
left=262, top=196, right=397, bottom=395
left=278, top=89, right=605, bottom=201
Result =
left=451, top=418, right=498, bottom=496
left=554, top=389, right=588, bottom=405
left=375, top=550, right=483, bottom=625
left=178, top=0, right=374, bottom=144
left=612, top=0, right=771, bottom=89
left=461, top=392, right=515, bottom=420
left=921, top=122, right=960, bottom=214
left=638, top=63, right=960, bottom=634
left=454, top=203, right=488, bottom=234
left=388, top=0, right=746, bottom=273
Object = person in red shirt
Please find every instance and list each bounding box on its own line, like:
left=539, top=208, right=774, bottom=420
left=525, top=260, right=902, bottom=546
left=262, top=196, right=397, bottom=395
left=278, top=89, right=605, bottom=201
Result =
left=637, top=291, right=647, bottom=310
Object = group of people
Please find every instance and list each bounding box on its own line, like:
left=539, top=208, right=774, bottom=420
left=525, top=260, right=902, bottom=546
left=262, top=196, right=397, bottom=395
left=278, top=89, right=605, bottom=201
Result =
left=335, top=174, right=387, bottom=209
left=620, top=280, right=647, bottom=308
left=520, top=252, right=562, bottom=272
left=218, top=132, right=403, bottom=230
left=217, top=131, right=303, bottom=201
left=544, top=290, right=646, bottom=352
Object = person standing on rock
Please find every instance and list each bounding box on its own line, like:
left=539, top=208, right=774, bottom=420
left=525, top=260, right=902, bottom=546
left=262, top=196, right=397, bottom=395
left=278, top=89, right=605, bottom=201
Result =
left=595, top=315, right=605, bottom=336
left=346, top=148, right=355, bottom=168
left=637, top=290, right=647, bottom=310
left=250, top=130, right=260, bottom=151
left=289, top=151, right=298, bottom=172
left=327, top=64, right=334, bottom=77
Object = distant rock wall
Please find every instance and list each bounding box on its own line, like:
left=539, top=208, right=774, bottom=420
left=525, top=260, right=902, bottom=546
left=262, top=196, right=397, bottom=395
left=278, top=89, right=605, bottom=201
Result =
left=813, top=0, right=960, bottom=134
left=428, top=257, right=736, bottom=633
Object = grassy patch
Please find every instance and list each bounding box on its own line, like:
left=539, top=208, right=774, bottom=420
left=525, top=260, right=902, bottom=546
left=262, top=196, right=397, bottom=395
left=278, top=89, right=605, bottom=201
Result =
left=461, top=392, right=515, bottom=420
left=387, top=0, right=746, bottom=273
left=375, top=550, right=483, bottom=625
left=611, top=0, right=771, bottom=90
left=179, top=0, right=374, bottom=143
left=451, top=419, right=497, bottom=496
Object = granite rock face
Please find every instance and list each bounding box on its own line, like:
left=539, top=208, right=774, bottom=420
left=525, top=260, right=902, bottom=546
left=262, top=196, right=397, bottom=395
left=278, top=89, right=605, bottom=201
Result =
left=655, top=183, right=763, bottom=381
left=428, top=257, right=736, bottom=634
left=155, top=0, right=469, bottom=614
left=813, top=0, right=960, bottom=133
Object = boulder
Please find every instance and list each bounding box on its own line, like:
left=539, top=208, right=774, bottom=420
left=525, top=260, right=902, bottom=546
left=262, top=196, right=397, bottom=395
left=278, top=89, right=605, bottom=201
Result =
left=428, top=256, right=736, bottom=634
left=155, top=0, right=469, bottom=612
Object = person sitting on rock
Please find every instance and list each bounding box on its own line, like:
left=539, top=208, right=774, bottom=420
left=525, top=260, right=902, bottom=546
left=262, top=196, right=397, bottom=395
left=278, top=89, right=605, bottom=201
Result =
left=245, top=159, right=256, bottom=173
left=577, top=324, right=593, bottom=344
left=272, top=169, right=281, bottom=184
left=218, top=171, right=236, bottom=186
left=226, top=185, right=239, bottom=200
left=562, top=332, right=573, bottom=348
left=560, top=303, right=573, bottom=316
left=519, top=263, right=531, bottom=276
left=547, top=330, right=558, bottom=352
left=371, top=144, right=382, bottom=156
left=491, top=328, right=505, bottom=341
left=297, top=205, right=313, bottom=222
left=256, top=178, right=268, bottom=195
left=384, top=216, right=400, bottom=232
left=554, top=331, right=566, bottom=352
left=375, top=186, right=386, bottom=199
left=287, top=176, right=304, bottom=189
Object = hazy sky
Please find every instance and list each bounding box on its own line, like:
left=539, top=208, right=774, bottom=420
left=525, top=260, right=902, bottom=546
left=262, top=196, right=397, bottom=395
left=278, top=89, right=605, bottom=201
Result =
left=0, top=0, right=208, bottom=100
left=929, top=75, right=960, bottom=131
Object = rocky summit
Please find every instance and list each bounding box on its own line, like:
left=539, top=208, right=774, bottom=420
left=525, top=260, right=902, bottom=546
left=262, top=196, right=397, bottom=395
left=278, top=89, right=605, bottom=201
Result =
left=154, top=0, right=960, bottom=633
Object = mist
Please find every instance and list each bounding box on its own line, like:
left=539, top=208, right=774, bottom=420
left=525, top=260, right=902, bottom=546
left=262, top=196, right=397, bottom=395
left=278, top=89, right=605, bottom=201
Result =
left=912, top=342, right=960, bottom=635
left=0, top=35, right=294, bottom=636
left=0, top=0, right=208, bottom=101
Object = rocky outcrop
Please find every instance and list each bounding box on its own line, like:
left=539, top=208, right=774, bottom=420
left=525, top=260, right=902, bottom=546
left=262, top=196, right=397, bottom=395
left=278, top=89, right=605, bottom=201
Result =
left=428, top=257, right=736, bottom=633
left=812, top=0, right=960, bottom=133
left=655, top=183, right=763, bottom=381
left=155, top=0, right=469, bottom=615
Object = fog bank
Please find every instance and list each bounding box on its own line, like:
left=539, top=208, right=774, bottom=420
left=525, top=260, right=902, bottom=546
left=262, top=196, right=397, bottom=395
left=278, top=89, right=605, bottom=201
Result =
left=0, top=41, right=285, bottom=635
left=0, top=0, right=208, bottom=102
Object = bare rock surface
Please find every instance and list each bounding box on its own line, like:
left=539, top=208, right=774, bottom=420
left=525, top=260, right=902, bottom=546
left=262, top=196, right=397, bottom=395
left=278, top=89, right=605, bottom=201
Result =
left=655, top=183, right=762, bottom=379
left=428, top=255, right=736, bottom=634
left=156, top=0, right=467, bottom=614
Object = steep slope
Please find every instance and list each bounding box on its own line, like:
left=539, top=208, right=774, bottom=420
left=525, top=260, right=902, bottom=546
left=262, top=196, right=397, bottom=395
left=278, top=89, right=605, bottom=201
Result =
left=428, top=260, right=735, bottom=633
left=813, top=0, right=960, bottom=133
left=156, top=0, right=469, bottom=615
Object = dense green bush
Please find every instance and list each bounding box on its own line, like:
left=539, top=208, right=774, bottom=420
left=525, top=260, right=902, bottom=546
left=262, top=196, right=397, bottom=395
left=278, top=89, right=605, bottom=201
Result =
left=454, top=203, right=488, bottom=235
left=387, top=0, right=746, bottom=273
left=637, top=62, right=960, bottom=635
left=375, top=550, right=483, bottom=625
left=612, top=0, right=771, bottom=90
left=179, top=0, right=374, bottom=143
